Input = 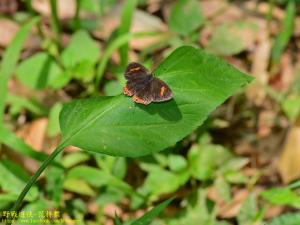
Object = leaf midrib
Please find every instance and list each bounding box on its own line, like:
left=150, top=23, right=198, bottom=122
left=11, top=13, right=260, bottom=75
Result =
left=61, top=96, right=123, bottom=146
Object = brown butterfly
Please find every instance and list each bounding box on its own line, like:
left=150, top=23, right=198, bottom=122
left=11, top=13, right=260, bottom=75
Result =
left=123, top=62, right=173, bottom=105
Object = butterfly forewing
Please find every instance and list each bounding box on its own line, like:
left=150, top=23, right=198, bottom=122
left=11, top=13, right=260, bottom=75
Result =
left=125, top=62, right=148, bottom=80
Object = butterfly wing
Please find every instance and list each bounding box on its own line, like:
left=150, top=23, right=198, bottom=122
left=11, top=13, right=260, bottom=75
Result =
left=123, top=62, right=149, bottom=97
left=124, top=62, right=148, bottom=80
left=127, top=76, right=153, bottom=105
left=123, top=63, right=173, bottom=105
left=150, top=77, right=173, bottom=102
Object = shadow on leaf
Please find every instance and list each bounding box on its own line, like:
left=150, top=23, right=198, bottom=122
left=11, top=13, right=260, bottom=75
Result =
left=136, top=99, right=182, bottom=122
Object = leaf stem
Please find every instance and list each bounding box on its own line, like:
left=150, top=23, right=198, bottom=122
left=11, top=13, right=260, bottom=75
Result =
left=7, top=143, right=66, bottom=222
left=74, top=0, right=82, bottom=29
left=49, top=0, right=61, bottom=46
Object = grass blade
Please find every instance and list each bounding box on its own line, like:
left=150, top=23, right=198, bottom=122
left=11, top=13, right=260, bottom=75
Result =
left=0, top=126, right=48, bottom=162
left=131, top=198, right=174, bottom=225
left=271, top=0, right=295, bottom=65
left=9, top=143, right=65, bottom=214
left=118, top=0, right=138, bottom=67
left=0, top=126, right=63, bottom=168
left=95, top=32, right=165, bottom=87
left=0, top=17, right=39, bottom=122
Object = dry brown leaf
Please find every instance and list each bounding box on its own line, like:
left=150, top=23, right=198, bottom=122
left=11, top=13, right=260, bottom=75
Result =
left=264, top=205, right=284, bottom=219
left=94, top=5, right=167, bottom=50
left=104, top=203, right=123, bottom=218
left=270, top=53, right=294, bottom=91
left=147, top=0, right=163, bottom=13
left=0, top=0, right=18, bottom=14
left=0, top=18, right=41, bottom=49
left=244, top=1, right=284, bottom=20
left=17, top=118, right=48, bottom=150
left=111, top=49, right=138, bottom=65
left=200, top=0, right=228, bottom=19
left=218, top=189, right=249, bottom=218
left=278, top=116, right=300, bottom=183
left=207, top=186, right=226, bottom=206
left=87, top=201, right=99, bottom=215
left=212, top=5, right=243, bottom=24
left=257, top=110, right=276, bottom=138
left=247, top=27, right=271, bottom=106
left=65, top=145, right=81, bottom=152
left=294, top=17, right=300, bottom=37
left=32, top=0, right=76, bottom=19
left=0, top=18, right=19, bottom=47
left=15, top=118, right=48, bottom=173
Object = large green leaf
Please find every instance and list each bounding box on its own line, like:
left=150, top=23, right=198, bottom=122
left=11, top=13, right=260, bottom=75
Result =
left=59, top=46, right=252, bottom=157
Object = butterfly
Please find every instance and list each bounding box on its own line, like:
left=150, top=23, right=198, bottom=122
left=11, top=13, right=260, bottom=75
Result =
left=123, top=62, right=173, bottom=105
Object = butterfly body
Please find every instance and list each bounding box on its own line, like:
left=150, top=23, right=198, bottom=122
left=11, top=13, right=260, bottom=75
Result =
left=123, top=62, right=173, bottom=105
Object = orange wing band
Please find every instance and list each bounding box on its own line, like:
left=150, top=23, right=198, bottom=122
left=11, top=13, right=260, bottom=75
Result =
left=129, top=67, right=141, bottom=72
left=123, top=86, right=133, bottom=96
left=133, top=95, right=148, bottom=105
left=160, top=86, right=166, bottom=97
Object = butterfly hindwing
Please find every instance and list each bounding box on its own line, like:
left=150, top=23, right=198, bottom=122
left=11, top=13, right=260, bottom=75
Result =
left=150, top=77, right=173, bottom=102
left=127, top=76, right=153, bottom=105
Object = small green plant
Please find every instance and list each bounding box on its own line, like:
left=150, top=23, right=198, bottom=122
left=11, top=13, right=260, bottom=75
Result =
left=0, top=20, right=252, bottom=220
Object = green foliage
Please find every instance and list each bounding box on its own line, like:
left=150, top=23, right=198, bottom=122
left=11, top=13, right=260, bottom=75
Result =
left=281, top=94, right=300, bottom=122
left=188, top=144, right=232, bottom=180
left=118, top=0, right=138, bottom=66
left=16, top=52, right=63, bottom=89
left=261, top=187, right=300, bottom=208
left=0, top=194, right=17, bottom=210
left=267, top=213, right=300, bottom=225
left=130, top=198, right=173, bottom=225
left=237, top=193, right=260, bottom=225
left=169, top=0, right=204, bottom=36
left=0, top=126, right=51, bottom=163
left=0, top=17, right=39, bottom=121
left=60, top=46, right=252, bottom=157
left=206, top=21, right=258, bottom=56
left=7, top=94, right=47, bottom=117
left=167, top=190, right=217, bottom=225
left=2, top=1, right=298, bottom=224
left=16, top=199, right=47, bottom=225
left=61, top=152, right=90, bottom=168
left=0, top=160, right=38, bottom=202
left=65, top=165, right=137, bottom=197
left=104, top=80, right=123, bottom=96
left=61, top=30, right=100, bottom=82
left=46, top=102, right=63, bottom=137
left=45, top=166, right=64, bottom=206
left=140, top=162, right=188, bottom=201
left=16, top=30, right=100, bottom=90
left=271, top=0, right=295, bottom=65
